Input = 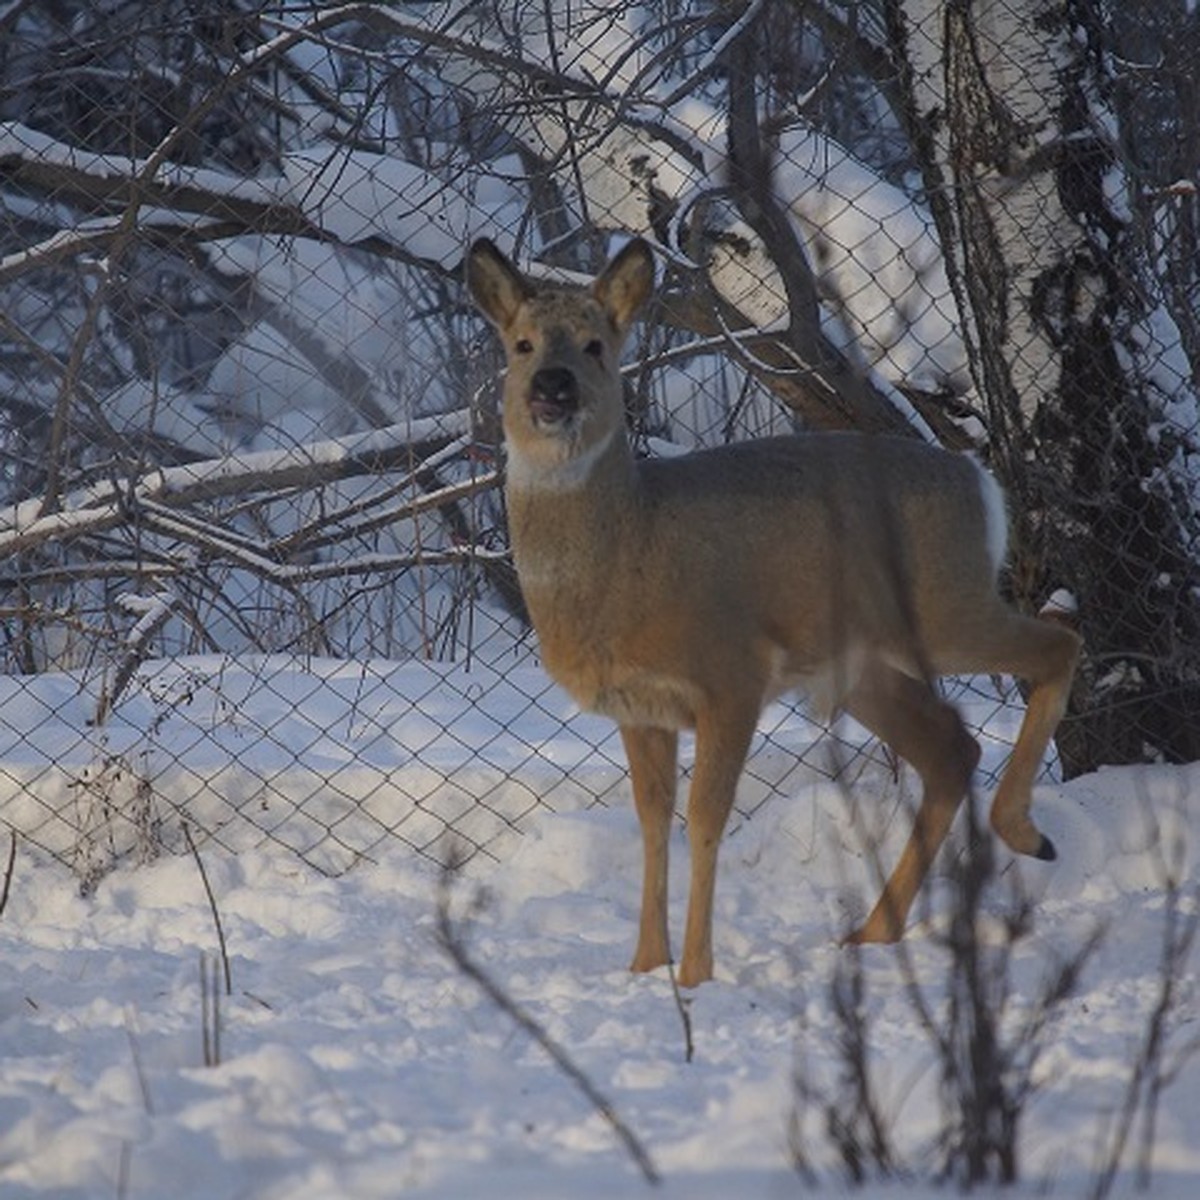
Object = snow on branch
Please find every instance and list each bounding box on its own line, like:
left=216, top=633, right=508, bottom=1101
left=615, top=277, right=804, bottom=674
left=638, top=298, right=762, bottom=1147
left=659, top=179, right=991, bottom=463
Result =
left=93, top=586, right=182, bottom=726
left=279, top=146, right=498, bottom=265
left=0, top=120, right=498, bottom=274
left=0, top=123, right=320, bottom=271
left=0, top=410, right=476, bottom=561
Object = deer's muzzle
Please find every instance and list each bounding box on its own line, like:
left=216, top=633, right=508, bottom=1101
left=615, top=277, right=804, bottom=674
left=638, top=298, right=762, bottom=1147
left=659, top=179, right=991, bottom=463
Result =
left=529, top=367, right=579, bottom=425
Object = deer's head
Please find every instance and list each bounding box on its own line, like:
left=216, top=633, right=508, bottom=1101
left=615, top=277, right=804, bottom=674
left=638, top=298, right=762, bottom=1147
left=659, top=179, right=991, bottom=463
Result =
left=467, top=239, right=654, bottom=482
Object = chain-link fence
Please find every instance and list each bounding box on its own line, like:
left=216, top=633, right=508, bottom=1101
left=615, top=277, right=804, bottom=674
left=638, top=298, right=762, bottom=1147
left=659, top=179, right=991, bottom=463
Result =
left=2, top=2, right=1197, bottom=888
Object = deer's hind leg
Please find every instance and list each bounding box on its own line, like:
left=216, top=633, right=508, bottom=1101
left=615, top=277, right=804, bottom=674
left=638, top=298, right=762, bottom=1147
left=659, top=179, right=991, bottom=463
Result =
left=842, top=661, right=980, bottom=944
left=973, top=612, right=1081, bottom=860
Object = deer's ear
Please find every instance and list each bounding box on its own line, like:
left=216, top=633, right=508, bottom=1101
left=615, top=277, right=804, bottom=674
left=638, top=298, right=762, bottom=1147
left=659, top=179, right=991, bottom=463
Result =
left=467, top=239, right=532, bottom=329
left=592, top=239, right=655, bottom=333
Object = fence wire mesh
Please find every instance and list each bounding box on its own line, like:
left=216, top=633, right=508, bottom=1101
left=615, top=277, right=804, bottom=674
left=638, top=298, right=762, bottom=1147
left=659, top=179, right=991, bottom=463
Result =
left=1, top=1, right=1197, bottom=885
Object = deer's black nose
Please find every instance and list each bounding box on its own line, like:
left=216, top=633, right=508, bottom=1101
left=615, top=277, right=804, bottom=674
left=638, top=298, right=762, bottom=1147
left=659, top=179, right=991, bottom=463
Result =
left=529, top=368, right=579, bottom=423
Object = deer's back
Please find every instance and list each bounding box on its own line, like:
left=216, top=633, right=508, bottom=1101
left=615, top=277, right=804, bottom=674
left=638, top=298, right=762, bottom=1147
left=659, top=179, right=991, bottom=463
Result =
left=635, top=433, right=998, bottom=601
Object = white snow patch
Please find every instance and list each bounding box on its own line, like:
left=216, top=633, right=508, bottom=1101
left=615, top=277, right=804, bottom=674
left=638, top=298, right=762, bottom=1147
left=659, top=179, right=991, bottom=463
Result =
left=0, top=654, right=1197, bottom=1196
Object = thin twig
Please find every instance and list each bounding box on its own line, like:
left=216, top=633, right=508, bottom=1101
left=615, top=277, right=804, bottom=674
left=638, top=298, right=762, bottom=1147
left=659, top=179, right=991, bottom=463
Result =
left=94, top=589, right=180, bottom=727
left=210, top=955, right=221, bottom=1066
left=200, top=952, right=211, bottom=1067
left=666, top=960, right=695, bottom=1064
left=436, top=864, right=661, bottom=1186
left=124, top=1005, right=154, bottom=1115
left=183, top=823, right=231, bottom=996
left=0, top=830, right=16, bottom=919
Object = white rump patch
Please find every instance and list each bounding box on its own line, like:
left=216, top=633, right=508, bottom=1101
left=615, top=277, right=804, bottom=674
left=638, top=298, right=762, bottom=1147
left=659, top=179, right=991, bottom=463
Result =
left=1041, top=588, right=1078, bottom=617
left=969, top=455, right=1009, bottom=575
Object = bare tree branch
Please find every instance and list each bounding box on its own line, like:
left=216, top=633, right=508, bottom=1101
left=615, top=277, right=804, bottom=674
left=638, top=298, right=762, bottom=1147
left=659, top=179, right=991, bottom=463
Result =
left=0, top=412, right=475, bottom=559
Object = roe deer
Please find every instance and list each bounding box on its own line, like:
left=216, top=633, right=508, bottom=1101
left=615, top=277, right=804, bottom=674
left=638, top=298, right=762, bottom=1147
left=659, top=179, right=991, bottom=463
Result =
left=467, top=237, right=1080, bottom=988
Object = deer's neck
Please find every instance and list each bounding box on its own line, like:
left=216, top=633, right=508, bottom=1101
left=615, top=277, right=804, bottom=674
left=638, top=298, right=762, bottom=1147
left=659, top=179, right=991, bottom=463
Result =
left=504, top=429, right=642, bottom=606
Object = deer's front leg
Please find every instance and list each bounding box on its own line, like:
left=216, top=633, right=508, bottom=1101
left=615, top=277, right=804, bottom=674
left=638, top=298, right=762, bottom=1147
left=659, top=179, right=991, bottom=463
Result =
left=678, top=707, right=757, bottom=988
left=621, top=725, right=679, bottom=974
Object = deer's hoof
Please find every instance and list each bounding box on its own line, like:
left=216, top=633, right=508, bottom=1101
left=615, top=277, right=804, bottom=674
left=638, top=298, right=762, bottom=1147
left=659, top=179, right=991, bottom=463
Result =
left=1034, top=834, right=1057, bottom=862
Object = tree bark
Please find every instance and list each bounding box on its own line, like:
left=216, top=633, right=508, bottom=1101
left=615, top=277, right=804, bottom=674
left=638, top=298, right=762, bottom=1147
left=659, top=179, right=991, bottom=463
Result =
left=888, top=0, right=1200, bottom=772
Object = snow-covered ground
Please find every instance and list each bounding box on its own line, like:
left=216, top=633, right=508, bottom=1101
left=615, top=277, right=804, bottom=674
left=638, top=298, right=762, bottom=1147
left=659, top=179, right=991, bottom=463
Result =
left=1, top=657, right=1197, bottom=1197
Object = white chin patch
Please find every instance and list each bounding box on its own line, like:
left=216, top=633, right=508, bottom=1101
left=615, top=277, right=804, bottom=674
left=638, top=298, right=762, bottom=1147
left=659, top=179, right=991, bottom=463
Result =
left=530, top=411, right=575, bottom=433
left=505, top=426, right=615, bottom=492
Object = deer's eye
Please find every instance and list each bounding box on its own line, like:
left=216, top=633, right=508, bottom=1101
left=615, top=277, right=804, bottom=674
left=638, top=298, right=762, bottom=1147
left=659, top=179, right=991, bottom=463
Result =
left=514, top=338, right=534, bottom=355
left=583, top=339, right=604, bottom=360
